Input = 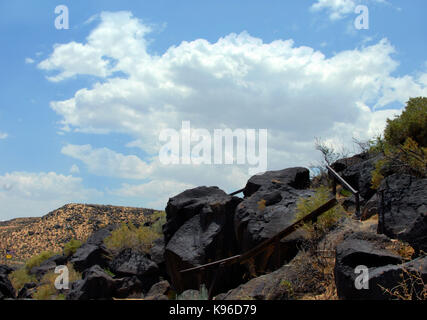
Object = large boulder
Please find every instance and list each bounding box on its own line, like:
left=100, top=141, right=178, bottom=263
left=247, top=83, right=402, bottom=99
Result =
left=0, top=274, right=15, bottom=300
left=218, top=263, right=297, bottom=300
left=334, top=154, right=381, bottom=202
left=66, top=265, right=116, bottom=300
left=334, top=233, right=403, bottom=300
left=336, top=237, right=426, bottom=300
left=109, top=248, right=158, bottom=278
left=378, top=174, right=427, bottom=253
left=234, top=168, right=314, bottom=272
left=164, top=186, right=243, bottom=294
left=70, top=244, right=110, bottom=272
left=109, top=248, right=159, bottom=292
left=243, top=167, right=310, bottom=197
left=114, top=276, right=144, bottom=298
left=70, top=226, right=116, bottom=272
left=17, top=282, right=37, bottom=299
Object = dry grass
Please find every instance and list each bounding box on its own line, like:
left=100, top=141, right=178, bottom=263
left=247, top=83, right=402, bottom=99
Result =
left=380, top=266, right=427, bottom=300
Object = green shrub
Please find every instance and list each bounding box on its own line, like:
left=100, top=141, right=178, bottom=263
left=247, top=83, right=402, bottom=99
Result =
left=9, top=268, right=36, bottom=291
left=63, top=239, right=82, bottom=257
left=104, top=222, right=161, bottom=254
left=384, top=97, right=427, bottom=147
left=25, top=251, right=56, bottom=272
left=295, top=186, right=344, bottom=237
left=149, top=211, right=167, bottom=235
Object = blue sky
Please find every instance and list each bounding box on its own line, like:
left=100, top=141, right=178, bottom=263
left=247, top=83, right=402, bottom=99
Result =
left=0, top=0, right=426, bottom=220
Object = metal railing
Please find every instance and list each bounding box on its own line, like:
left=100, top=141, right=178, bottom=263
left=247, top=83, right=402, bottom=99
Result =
left=179, top=197, right=338, bottom=299
left=326, top=164, right=360, bottom=217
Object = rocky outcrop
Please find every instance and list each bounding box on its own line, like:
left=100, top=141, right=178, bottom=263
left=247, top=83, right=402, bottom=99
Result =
left=114, top=276, right=144, bottom=298
left=0, top=274, right=15, bottom=300
left=378, top=174, right=427, bottom=253
left=361, top=194, right=379, bottom=221
left=334, top=232, right=404, bottom=300
left=243, top=167, right=310, bottom=197
left=66, top=265, right=117, bottom=300
left=17, top=282, right=37, bottom=299
left=234, top=168, right=314, bottom=271
left=335, top=154, right=381, bottom=202
left=164, top=186, right=243, bottom=294
left=70, top=226, right=115, bottom=272
left=109, top=248, right=159, bottom=292
left=218, top=263, right=298, bottom=300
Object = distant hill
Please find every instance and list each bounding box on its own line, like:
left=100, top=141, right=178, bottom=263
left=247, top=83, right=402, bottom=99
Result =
left=0, top=203, right=157, bottom=265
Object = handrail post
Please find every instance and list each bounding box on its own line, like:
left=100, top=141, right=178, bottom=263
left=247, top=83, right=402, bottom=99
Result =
left=355, top=192, right=360, bottom=218
left=332, top=178, right=337, bottom=196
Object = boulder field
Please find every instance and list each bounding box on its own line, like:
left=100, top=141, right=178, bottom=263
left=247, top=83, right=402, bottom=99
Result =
left=1, top=152, right=426, bottom=300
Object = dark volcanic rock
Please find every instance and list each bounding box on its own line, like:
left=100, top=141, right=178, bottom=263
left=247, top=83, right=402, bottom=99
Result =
left=164, top=186, right=243, bottom=294
left=150, top=237, right=165, bottom=266
left=219, top=261, right=299, bottom=300
left=17, top=282, right=37, bottom=299
left=109, top=248, right=158, bottom=278
left=28, top=255, right=69, bottom=281
left=66, top=265, right=116, bottom=300
left=70, top=226, right=115, bottom=272
left=235, top=169, right=314, bottom=271
left=378, top=174, right=427, bottom=253
left=29, top=259, right=57, bottom=280
left=70, top=244, right=110, bottom=272
left=334, top=233, right=403, bottom=300
left=163, top=186, right=241, bottom=243
left=337, top=154, right=381, bottom=202
left=0, top=265, right=14, bottom=275
left=243, top=167, right=310, bottom=197
left=331, top=153, right=370, bottom=173
left=361, top=194, right=379, bottom=221
left=0, top=274, right=15, bottom=300
left=114, top=276, right=144, bottom=298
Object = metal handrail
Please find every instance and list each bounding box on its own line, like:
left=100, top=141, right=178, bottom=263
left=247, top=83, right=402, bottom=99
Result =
left=180, top=197, right=338, bottom=274
left=326, top=164, right=360, bottom=216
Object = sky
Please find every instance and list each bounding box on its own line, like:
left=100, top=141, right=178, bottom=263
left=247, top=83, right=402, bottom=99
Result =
left=0, top=0, right=426, bottom=220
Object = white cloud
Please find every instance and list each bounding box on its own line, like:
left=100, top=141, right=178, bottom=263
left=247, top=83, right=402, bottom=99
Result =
left=25, top=58, right=35, bottom=64
left=0, top=172, right=102, bottom=220
left=311, top=0, right=387, bottom=20
left=0, top=132, right=7, bottom=140
left=38, top=11, right=427, bottom=209
left=38, top=11, right=151, bottom=82
left=61, top=144, right=153, bottom=179
left=110, top=180, right=194, bottom=209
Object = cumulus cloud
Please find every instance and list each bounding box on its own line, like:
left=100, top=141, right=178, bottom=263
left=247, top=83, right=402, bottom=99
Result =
left=25, top=58, right=35, bottom=64
left=61, top=144, right=153, bottom=179
left=38, top=11, right=427, bottom=209
left=0, top=132, right=8, bottom=140
left=0, top=172, right=101, bottom=220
